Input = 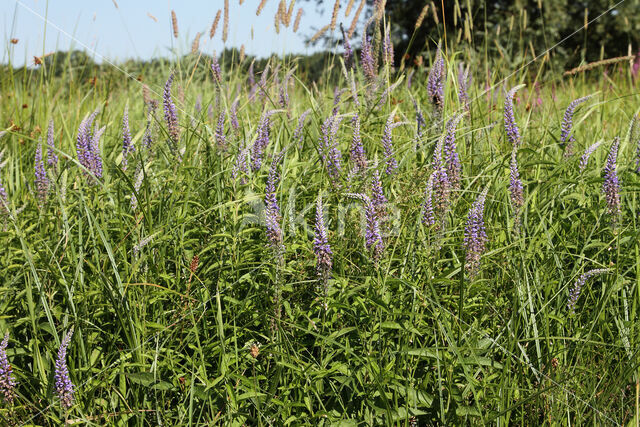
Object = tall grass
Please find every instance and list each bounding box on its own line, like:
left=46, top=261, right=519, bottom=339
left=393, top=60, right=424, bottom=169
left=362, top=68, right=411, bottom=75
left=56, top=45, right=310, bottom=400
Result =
left=0, top=8, right=640, bottom=426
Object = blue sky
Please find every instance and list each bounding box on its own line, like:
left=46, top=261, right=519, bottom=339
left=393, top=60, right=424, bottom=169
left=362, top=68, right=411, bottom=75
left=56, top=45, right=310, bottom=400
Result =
left=2, top=0, right=353, bottom=66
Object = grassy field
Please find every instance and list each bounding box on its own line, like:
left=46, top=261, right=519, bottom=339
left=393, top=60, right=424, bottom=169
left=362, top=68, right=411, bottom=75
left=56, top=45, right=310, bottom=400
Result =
left=1, top=25, right=640, bottom=425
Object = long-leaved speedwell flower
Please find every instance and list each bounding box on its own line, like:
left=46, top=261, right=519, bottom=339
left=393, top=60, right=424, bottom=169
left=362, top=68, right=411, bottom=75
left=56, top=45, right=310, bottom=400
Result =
left=504, top=84, right=525, bottom=147
left=54, top=328, right=74, bottom=410
left=580, top=141, right=601, bottom=173
left=0, top=332, right=16, bottom=404
left=560, top=95, right=591, bottom=157
left=346, top=193, right=384, bottom=264
left=412, top=97, right=426, bottom=150
left=215, top=110, right=227, bottom=149
left=293, top=109, right=311, bottom=149
left=361, top=33, right=376, bottom=83
left=163, top=72, right=180, bottom=152
left=35, top=141, right=49, bottom=207
left=265, top=152, right=285, bottom=256
left=508, top=147, right=524, bottom=229
left=421, top=171, right=436, bottom=226
left=602, top=137, right=621, bottom=224
left=350, top=113, right=367, bottom=171
left=230, top=98, right=240, bottom=131
left=251, top=110, right=277, bottom=172
left=431, top=133, right=451, bottom=228
left=427, top=44, right=445, bottom=113
left=211, top=53, right=222, bottom=85
left=47, top=119, right=58, bottom=173
left=463, top=188, right=488, bottom=277
left=381, top=114, right=399, bottom=175
left=121, top=107, right=134, bottom=171
left=319, top=116, right=343, bottom=187
left=443, top=115, right=463, bottom=191
left=457, top=63, right=471, bottom=113
left=341, top=24, right=353, bottom=71
left=567, top=269, right=609, bottom=313
left=382, top=24, right=394, bottom=69
left=313, top=193, right=332, bottom=294
left=232, top=143, right=249, bottom=184
left=371, top=168, right=387, bottom=220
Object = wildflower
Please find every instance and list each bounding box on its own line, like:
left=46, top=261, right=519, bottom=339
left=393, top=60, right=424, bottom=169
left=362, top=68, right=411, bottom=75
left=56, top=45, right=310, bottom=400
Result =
left=215, top=110, right=227, bottom=148
left=426, top=44, right=445, bottom=112
left=0, top=332, right=16, bottom=404
left=508, top=147, right=524, bottom=219
left=121, top=107, right=134, bottom=171
left=463, top=188, right=488, bottom=276
left=76, top=110, right=98, bottom=172
left=567, top=269, right=609, bottom=313
left=211, top=54, right=222, bottom=84
left=54, top=329, right=74, bottom=409
left=230, top=98, right=240, bottom=130
left=457, top=63, right=471, bottom=112
left=251, top=110, right=276, bottom=172
left=602, top=137, right=621, bottom=222
left=504, top=85, right=524, bottom=147
left=319, top=116, right=343, bottom=186
left=313, top=193, right=332, bottom=292
left=381, top=114, right=398, bottom=175
left=35, top=142, right=49, bottom=206
left=279, top=70, right=294, bottom=110
left=371, top=169, right=387, bottom=219
left=142, top=103, right=156, bottom=150
left=382, top=25, right=394, bottom=69
left=232, top=144, right=249, bottom=184
left=412, top=97, right=426, bottom=149
left=443, top=115, right=463, bottom=190
left=47, top=119, right=58, bottom=172
left=560, top=95, right=591, bottom=157
left=293, top=109, right=311, bottom=149
left=350, top=113, right=367, bottom=171
left=421, top=171, right=436, bottom=226
left=432, top=134, right=450, bottom=223
left=579, top=141, right=601, bottom=173
left=361, top=34, right=376, bottom=82
left=265, top=152, right=285, bottom=255
left=341, top=25, right=353, bottom=71
left=89, top=124, right=105, bottom=179
left=346, top=193, right=384, bottom=263
left=0, top=177, right=8, bottom=215
left=163, top=73, right=180, bottom=149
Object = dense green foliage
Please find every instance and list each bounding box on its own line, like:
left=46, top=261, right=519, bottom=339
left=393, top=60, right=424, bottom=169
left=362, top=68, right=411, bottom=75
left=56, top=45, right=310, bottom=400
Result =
left=1, top=26, right=640, bottom=426
left=308, top=0, right=640, bottom=68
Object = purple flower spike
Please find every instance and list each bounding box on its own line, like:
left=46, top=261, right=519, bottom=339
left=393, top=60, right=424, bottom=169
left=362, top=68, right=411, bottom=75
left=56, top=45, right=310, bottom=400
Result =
left=383, top=26, right=394, bottom=69
left=602, top=137, right=621, bottom=223
left=580, top=141, right=601, bottom=173
left=560, top=95, right=591, bottom=157
left=319, top=116, right=343, bottom=187
left=230, top=98, right=240, bottom=130
left=504, top=85, right=525, bottom=147
left=251, top=110, right=277, bottom=172
left=90, top=124, right=105, bottom=179
left=345, top=193, right=384, bottom=264
left=163, top=73, right=180, bottom=149
left=350, top=113, right=367, bottom=171
left=427, top=44, right=445, bottom=112
left=35, top=142, right=49, bottom=207
left=361, top=34, right=376, bottom=83
left=432, top=134, right=451, bottom=223
left=265, top=152, right=285, bottom=256
left=313, top=193, right=333, bottom=293
left=341, top=25, right=353, bottom=71
left=567, top=269, right=608, bottom=313
left=0, top=332, right=16, bottom=404
left=232, top=144, right=249, bottom=184
left=215, top=110, right=227, bottom=149
left=47, top=119, right=58, bottom=172
left=509, top=147, right=524, bottom=220
left=463, top=188, right=488, bottom=277
left=54, top=328, right=74, bottom=410
left=381, top=114, right=398, bottom=175
left=457, top=63, right=471, bottom=112
left=0, top=177, right=8, bottom=215
left=421, top=171, right=436, bottom=226
left=121, top=107, right=134, bottom=171
left=293, top=109, right=311, bottom=149
left=443, top=115, right=463, bottom=190
left=412, top=97, right=426, bottom=149
left=371, top=169, right=387, bottom=219
left=211, top=53, right=222, bottom=84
